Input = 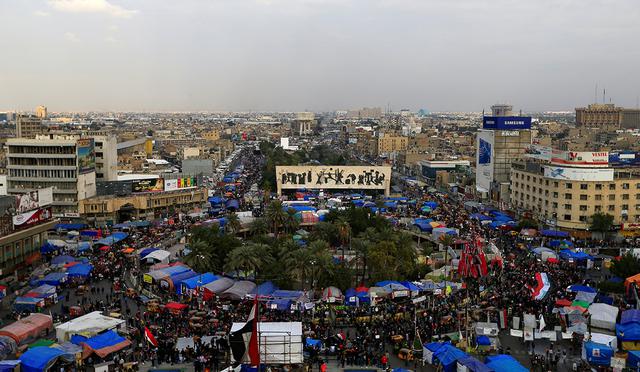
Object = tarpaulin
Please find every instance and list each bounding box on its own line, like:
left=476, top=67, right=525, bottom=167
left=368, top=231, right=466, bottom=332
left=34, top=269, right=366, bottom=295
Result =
left=66, top=263, right=93, bottom=278
left=81, top=330, right=131, bottom=358
left=19, top=346, right=64, bottom=372
left=582, top=341, right=613, bottom=366
left=0, top=314, right=53, bottom=344
left=179, top=273, right=218, bottom=294
left=484, top=355, right=527, bottom=372
left=433, top=343, right=466, bottom=372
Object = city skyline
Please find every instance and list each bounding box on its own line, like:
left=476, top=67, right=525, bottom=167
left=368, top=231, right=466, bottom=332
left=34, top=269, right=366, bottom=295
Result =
left=1, top=0, right=639, bottom=112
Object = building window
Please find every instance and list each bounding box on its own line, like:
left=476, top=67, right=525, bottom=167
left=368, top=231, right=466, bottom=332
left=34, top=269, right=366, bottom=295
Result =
left=579, top=216, right=587, bottom=222
left=608, top=205, right=615, bottom=211
left=623, top=194, right=630, bottom=200
left=609, top=195, right=616, bottom=201
left=554, top=182, right=559, bottom=188
left=636, top=183, right=640, bottom=189
left=622, top=215, right=629, bottom=222
left=563, top=214, right=571, bottom=221
left=545, top=180, right=549, bottom=186
left=595, top=195, right=603, bottom=201
left=566, top=183, right=572, bottom=189
left=622, top=204, right=629, bottom=211
left=580, top=195, right=588, bottom=200
left=553, top=192, right=558, bottom=198
left=564, top=204, right=572, bottom=210
left=609, top=184, right=616, bottom=190
left=552, top=202, right=558, bottom=209
left=595, top=184, right=603, bottom=190
left=595, top=206, right=602, bottom=212
left=623, top=183, right=630, bottom=190
left=580, top=184, right=588, bottom=190
left=580, top=205, right=588, bottom=211
left=565, top=193, right=572, bottom=199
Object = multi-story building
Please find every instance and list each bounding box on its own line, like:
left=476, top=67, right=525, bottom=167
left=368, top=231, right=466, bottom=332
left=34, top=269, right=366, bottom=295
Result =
left=93, top=134, right=117, bottom=182
left=510, top=160, right=640, bottom=231
left=79, top=187, right=208, bottom=226
left=476, top=104, right=532, bottom=203
left=291, top=112, right=316, bottom=136
left=576, top=103, right=640, bottom=129
left=376, top=134, right=408, bottom=156
left=6, top=135, right=97, bottom=217
left=35, top=105, right=48, bottom=119
left=15, top=115, right=47, bottom=138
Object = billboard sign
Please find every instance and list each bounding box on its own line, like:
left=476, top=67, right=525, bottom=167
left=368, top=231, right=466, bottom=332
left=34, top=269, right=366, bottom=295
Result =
left=524, top=145, right=552, bottom=161
left=551, top=150, right=609, bottom=167
left=77, top=138, right=96, bottom=174
left=475, top=131, right=494, bottom=192
left=132, top=178, right=164, bottom=193
left=13, top=207, right=53, bottom=228
left=276, top=166, right=391, bottom=193
left=15, top=187, right=54, bottom=214
left=543, top=166, right=614, bottom=181
left=609, top=152, right=640, bottom=167
left=482, top=116, right=532, bottom=130
left=164, top=177, right=197, bottom=191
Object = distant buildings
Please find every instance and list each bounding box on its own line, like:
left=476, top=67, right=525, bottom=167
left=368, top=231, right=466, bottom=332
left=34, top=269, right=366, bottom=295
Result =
left=15, top=115, right=46, bottom=138
left=291, top=112, right=316, bottom=136
left=575, top=103, right=640, bottom=129
left=476, top=104, right=532, bottom=203
left=35, top=105, right=47, bottom=119
left=346, top=107, right=382, bottom=120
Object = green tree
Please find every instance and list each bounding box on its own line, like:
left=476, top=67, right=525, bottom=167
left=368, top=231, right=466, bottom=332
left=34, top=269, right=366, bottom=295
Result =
left=590, top=212, right=614, bottom=235
left=184, top=239, right=217, bottom=273
left=265, top=200, right=287, bottom=237
left=250, top=217, right=270, bottom=236
left=517, top=218, right=538, bottom=230
left=309, top=222, right=339, bottom=246
left=284, top=208, right=300, bottom=234
left=610, top=253, right=640, bottom=280
left=225, top=212, right=242, bottom=235
left=225, top=243, right=273, bottom=279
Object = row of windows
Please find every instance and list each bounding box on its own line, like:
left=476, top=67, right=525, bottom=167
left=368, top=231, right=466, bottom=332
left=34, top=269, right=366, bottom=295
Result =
left=9, top=169, right=77, bottom=179
left=8, top=157, right=76, bottom=167
left=514, top=200, right=640, bottom=222
left=9, top=145, right=75, bottom=155
left=513, top=172, right=640, bottom=190
left=512, top=188, right=640, bottom=201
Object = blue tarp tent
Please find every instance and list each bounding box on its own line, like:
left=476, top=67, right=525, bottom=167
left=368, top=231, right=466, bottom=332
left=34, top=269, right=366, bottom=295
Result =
left=433, top=343, right=467, bottom=372
left=19, top=347, right=64, bottom=372
left=469, top=213, right=491, bottom=221
left=272, top=290, right=304, bottom=301
left=414, top=221, right=433, bottom=232
left=179, top=273, right=218, bottom=294
left=54, top=223, right=87, bottom=230
left=305, top=339, right=322, bottom=348
left=617, top=322, right=640, bottom=341
left=583, top=341, right=613, bottom=366
left=96, top=232, right=128, bottom=246
left=81, top=330, right=131, bottom=358
left=628, top=350, right=640, bottom=369
left=423, top=201, right=438, bottom=209
left=568, top=284, right=597, bottom=293
left=250, top=281, right=278, bottom=296
left=484, top=355, right=528, bottom=372
left=139, top=248, right=158, bottom=258
left=77, top=242, right=90, bottom=253
left=540, top=229, right=569, bottom=238
left=476, top=335, right=491, bottom=346
left=423, top=342, right=446, bottom=364
left=560, top=250, right=594, bottom=261
left=209, top=196, right=225, bottom=205
left=285, top=205, right=316, bottom=212
left=456, top=355, right=492, bottom=372
left=164, top=270, right=198, bottom=288
left=225, top=199, right=240, bottom=210
left=0, top=360, right=20, bottom=372
left=51, top=255, right=75, bottom=265
left=66, top=263, right=93, bottom=278
left=400, top=281, right=421, bottom=292
left=622, top=309, right=640, bottom=324
left=40, top=243, right=60, bottom=254
left=38, top=272, right=67, bottom=286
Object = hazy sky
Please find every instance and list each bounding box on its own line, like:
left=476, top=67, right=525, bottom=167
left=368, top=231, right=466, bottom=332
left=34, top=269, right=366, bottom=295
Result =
left=1, top=0, right=639, bottom=112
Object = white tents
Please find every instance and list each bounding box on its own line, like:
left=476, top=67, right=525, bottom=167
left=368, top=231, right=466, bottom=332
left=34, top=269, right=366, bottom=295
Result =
left=584, top=332, right=618, bottom=351
left=144, top=249, right=171, bottom=263
left=589, top=303, right=619, bottom=331
left=55, top=311, right=126, bottom=342
left=230, top=322, right=302, bottom=364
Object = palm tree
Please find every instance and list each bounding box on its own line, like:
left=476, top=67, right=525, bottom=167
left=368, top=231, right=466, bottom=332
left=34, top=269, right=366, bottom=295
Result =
left=284, top=208, right=300, bottom=234
left=336, top=217, right=351, bottom=261
left=224, top=243, right=273, bottom=279
left=439, top=234, right=455, bottom=279
left=284, top=248, right=313, bottom=289
left=250, top=217, right=270, bottom=236
left=265, top=200, right=287, bottom=237
left=225, top=212, right=242, bottom=235
left=184, top=239, right=217, bottom=273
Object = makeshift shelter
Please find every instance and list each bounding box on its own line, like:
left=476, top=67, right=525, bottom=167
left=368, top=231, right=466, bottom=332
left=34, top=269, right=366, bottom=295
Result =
left=178, top=273, right=218, bottom=295
left=456, top=355, right=492, bottom=372
left=143, top=249, right=171, bottom=263
left=230, top=322, right=303, bottom=364
left=423, top=342, right=445, bottom=364
left=144, top=265, right=191, bottom=282
left=484, top=355, right=527, bottom=372
left=321, top=286, right=343, bottom=302
left=202, top=277, right=235, bottom=299
left=628, top=350, right=640, bottom=370
left=138, top=248, right=158, bottom=258
left=271, top=290, right=306, bottom=302
left=51, top=255, right=75, bottom=266
left=164, top=302, right=188, bottom=314
left=19, top=347, right=64, bottom=372
left=250, top=281, right=278, bottom=297
left=622, top=309, right=640, bottom=324
left=159, top=270, right=197, bottom=291
left=220, top=280, right=256, bottom=300
left=0, top=314, right=53, bottom=345
left=66, top=263, right=93, bottom=278
left=432, top=343, right=467, bottom=372
left=95, top=232, right=128, bottom=247
left=584, top=332, right=618, bottom=351
left=559, top=249, right=594, bottom=262
left=267, top=299, right=292, bottom=311
left=625, top=274, right=640, bottom=293
left=0, top=336, right=18, bottom=360
left=0, top=360, right=20, bottom=372
left=582, top=341, right=614, bottom=366
left=540, top=229, right=569, bottom=238
left=80, top=330, right=131, bottom=359
left=588, top=303, right=618, bottom=331
left=55, top=311, right=125, bottom=342
left=37, top=272, right=68, bottom=287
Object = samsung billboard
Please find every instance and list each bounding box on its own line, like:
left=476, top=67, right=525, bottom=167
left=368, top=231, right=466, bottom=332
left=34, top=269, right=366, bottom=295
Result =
left=482, top=116, right=532, bottom=130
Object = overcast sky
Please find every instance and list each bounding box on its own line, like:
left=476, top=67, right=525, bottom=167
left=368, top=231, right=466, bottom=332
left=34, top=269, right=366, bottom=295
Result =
left=1, top=0, right=639, bottom=113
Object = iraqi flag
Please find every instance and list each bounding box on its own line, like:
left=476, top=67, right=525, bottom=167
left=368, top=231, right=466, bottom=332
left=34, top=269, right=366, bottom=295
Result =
left=230, top=298, right=260, bottom=366
left=530, top=272, right=551, bottom=300
left=144, top=326, right=158, bottom=347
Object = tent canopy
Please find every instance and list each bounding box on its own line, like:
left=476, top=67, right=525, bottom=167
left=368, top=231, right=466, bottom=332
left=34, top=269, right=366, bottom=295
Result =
left=19, top=346, right=64, bottom=372
left=250, top=281, right=278, bottom=297
left=588, top=303, right=618, bottom=331
left=583, top=341, right=613, bottom=366
left=202, top=277, right=235, bottom=294
left=66, top=263, right=93, bottom=278
left=144, top=249, right=171, bottom=262
left=0, top=314, right=53, bottom=344
left=81, top=330, right=131, bottom=358
left=456, top=355, right=492, bottom=372
left=179, top=273, right=218, bottom=293
left=51, top=255, right=75, bottom=265
left=540, top=229, right=569, bottom=238
left=220, top=281, right=256, bottom=300
left=484, top=355, right=528, bottom=372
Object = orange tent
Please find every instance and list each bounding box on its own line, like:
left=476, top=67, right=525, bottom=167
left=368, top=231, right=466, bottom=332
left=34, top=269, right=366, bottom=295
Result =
left=625, top=273, right=640, bottom=292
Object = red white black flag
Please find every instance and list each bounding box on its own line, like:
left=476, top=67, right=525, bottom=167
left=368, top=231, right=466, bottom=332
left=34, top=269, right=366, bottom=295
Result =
left=230, top=298, right=260, bottom=366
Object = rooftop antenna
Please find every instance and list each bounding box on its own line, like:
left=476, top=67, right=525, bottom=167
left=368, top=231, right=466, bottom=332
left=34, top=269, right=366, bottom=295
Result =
left=595, top=83, right=598, bottom=104
left=636, top=95, right=639, bottom=109
left=603, top=88, right=606, bottom=104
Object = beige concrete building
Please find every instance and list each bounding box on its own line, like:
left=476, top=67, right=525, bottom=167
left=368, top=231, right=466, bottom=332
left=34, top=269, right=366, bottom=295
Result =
left=35, top=105, right=47, bottom=119
left=79, top=187, right=208, bottom=226
left=576, top=103, right=640, bottom=129
left=16, top=115, right=47, bottom=138
left=377, top=134, right=408, bottom=156
left=511, top=161, right=640, bottom=230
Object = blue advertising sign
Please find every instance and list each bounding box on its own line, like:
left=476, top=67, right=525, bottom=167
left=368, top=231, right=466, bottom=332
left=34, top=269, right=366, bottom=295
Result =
left=478, top=139, right=492, bottom=165
left=609, top=152, right=640, bottom=167
left=483, top=116, right=532, bottom=130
